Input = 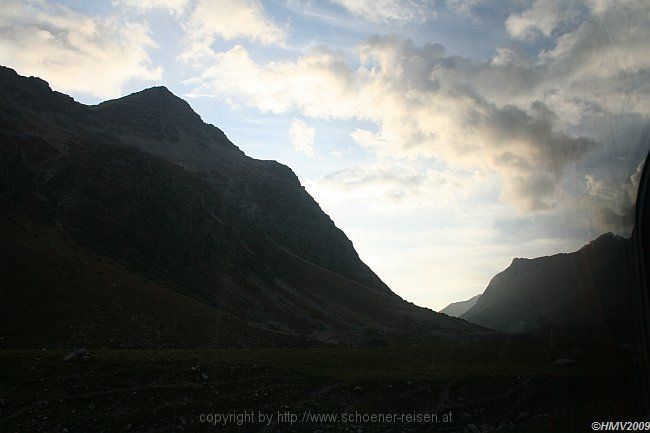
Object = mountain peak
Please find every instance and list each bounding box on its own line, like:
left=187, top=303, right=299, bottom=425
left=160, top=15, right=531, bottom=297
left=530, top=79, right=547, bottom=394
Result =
left=92, top=84, right=242, bottom=164
left=97, top=85, right=196, bottom=117
left=592, top=232, right=621, bottom=243
left=127, top=85, right=178, bottom=101
left=141, top=85, right=173, bottom=93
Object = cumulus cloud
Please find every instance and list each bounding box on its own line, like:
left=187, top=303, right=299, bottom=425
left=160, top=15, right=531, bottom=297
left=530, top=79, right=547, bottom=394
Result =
left=182, top=0, right=650, bottom=216
left=289, top=118, right=316, bottom=156
left=506, top=0, right=584, bottom=39
left=0, top=0, right=161, bottom=98
left=330, top=0, right=435, bottom=23
left=187, top=35, right=598, bottom=211
left=187, top=44, right=356, bottom=115
left=500, top=0, right=650, bottom=119
left=543, top=2, right=650, bottom=81
left=181, top=0, right=286, bottom=63
left=464, top=1, right=648, bottom=123
left=116, top=0, right=286, bottom=62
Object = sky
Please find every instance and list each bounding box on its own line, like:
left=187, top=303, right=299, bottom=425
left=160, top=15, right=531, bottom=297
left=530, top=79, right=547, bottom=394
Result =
left=0, top=0, right=648, bottom=310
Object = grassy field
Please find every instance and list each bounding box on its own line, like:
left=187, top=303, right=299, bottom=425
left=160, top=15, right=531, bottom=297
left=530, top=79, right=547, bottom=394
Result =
left=0, top=339, right=642, bottom=432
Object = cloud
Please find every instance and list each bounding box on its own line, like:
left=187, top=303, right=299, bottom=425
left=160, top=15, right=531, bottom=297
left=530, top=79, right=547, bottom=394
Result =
left=319, top=163, right=479, bottom=206
left=289, top=118, right=316, bottom=156
left=506, top=0, right=584, bottom=39
left=543, top=2, right=650, bottom=80
left=583, top=158, right=645, bottom=234
left=0, top=0, right=161, bottom=98
left=116, top=0, right=287, bottom=61
left=446, top=0, right=485, bottom=15
left=502, top=0, right=650, bottom=117
left=187, top=44, right=356, bottom=115
left=113, top=0, right=190, bottom=15
left=479, top=102, right=596, bottom=210
left=474, top=1, right=650, bottom=121
left=330, top=0, right=435, bottom=23
left=186, top=0, right=649, bottom=214
left=187, top=35, right=596, bottom=211
left=324, top=164, right=425, bottom=191
left=181, top=0, right=286, bottom=63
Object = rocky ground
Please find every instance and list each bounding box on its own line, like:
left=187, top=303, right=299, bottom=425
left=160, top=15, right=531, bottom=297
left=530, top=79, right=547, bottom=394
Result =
left=0, top=338, right=643, bottom=432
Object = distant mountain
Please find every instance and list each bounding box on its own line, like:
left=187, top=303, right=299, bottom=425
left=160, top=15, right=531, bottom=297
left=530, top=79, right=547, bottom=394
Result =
left=440, top=294, right=481, bottom=318
left=0, top=66, right=478, bottom=348
left=461, top=230, right=644, bottom=344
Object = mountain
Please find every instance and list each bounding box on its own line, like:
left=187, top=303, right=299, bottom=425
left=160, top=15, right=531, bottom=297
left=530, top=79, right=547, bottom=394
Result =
left=461, top=229, right=646, bottom=346
left=0, top=66, right=478, bottom=348
left=440, top=294, right=481, bottom=318
left=461, top=234, right=634, bottom=335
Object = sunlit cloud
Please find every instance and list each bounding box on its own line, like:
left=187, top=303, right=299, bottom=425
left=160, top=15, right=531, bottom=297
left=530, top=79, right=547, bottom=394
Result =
left=506, top=0, right=583, bottom=39
left=184, top=34, right=601, bottom=213
left=0, top=0, right=161, bottom=98
left=181, top=0, right=287, bottom=64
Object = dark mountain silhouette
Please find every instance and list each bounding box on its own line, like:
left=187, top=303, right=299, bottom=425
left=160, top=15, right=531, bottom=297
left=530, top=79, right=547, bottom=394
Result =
left=461, top=234, right=636, bottom=338
left=461, top=193, right=648, bottom=347
left=0, top=66, right=478, bottom=348
left=440, top=294, right=481, bottom=318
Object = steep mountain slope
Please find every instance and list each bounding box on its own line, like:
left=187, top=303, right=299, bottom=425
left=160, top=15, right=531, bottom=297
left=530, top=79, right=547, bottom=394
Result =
left=440, top=294, right=481, bottom=318
left=0, top=66, right=477, bottom=348
left=461, top=232, right=641, bottom=344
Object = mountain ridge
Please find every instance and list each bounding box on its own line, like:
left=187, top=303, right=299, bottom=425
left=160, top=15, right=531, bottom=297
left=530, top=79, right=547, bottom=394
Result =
left=440, top=294, right=481, bottom=318
left=460, top=229, right=641, bottom=344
